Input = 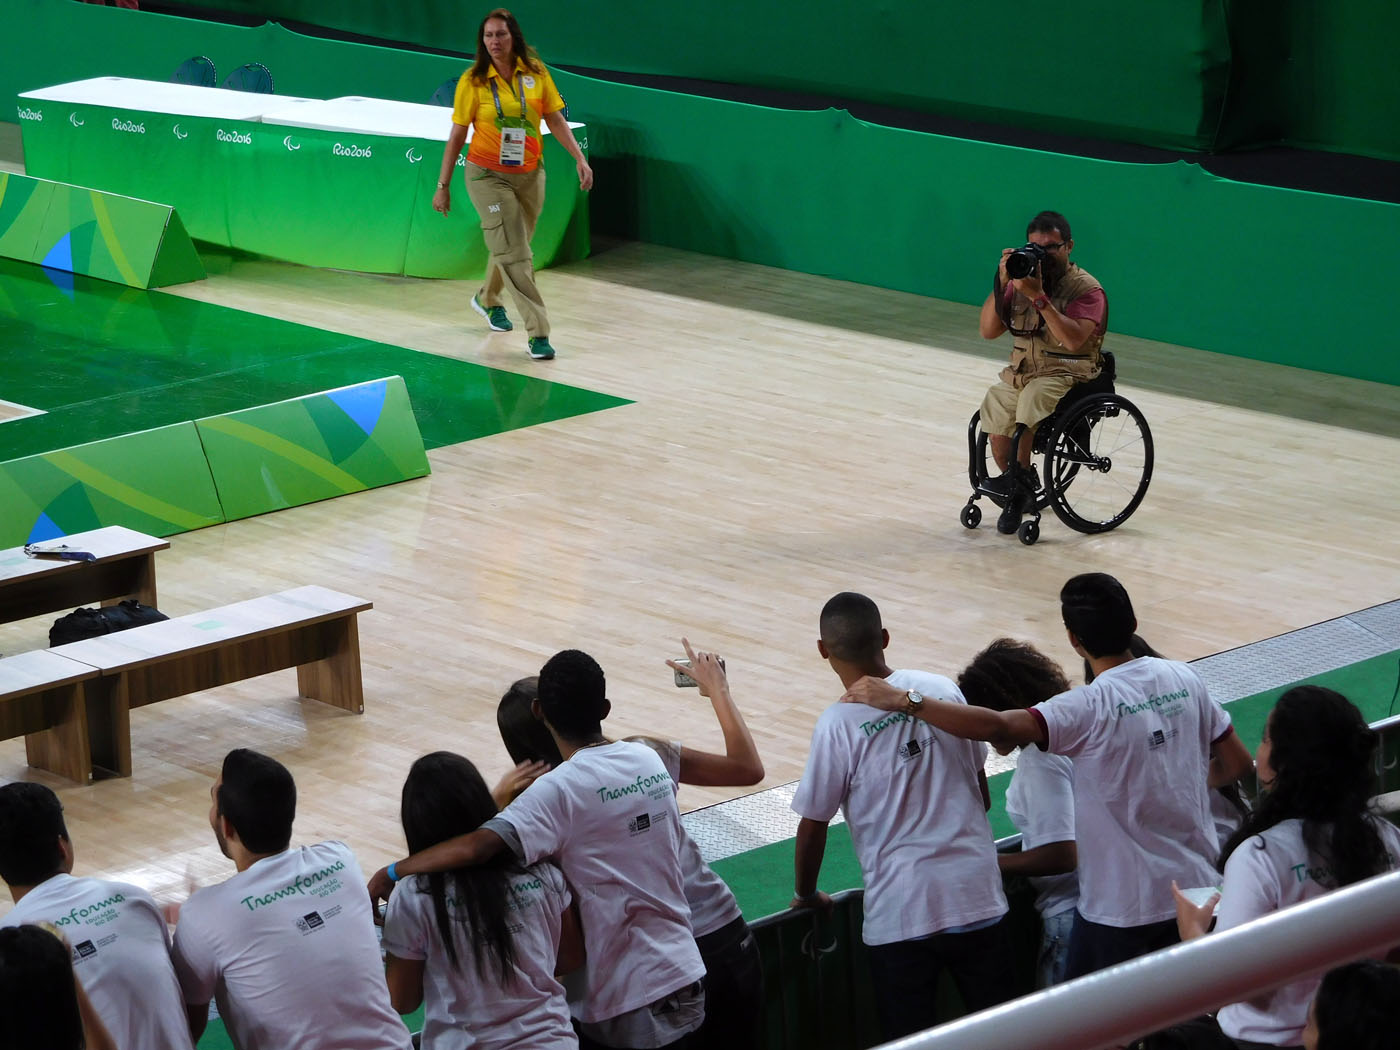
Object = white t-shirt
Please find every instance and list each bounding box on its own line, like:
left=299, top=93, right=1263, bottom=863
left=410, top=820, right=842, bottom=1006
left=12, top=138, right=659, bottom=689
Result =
left=633, top=737, right=744, bottom=939
left=1, top=874, right=193, bottom=1050
left=1216, top=817, right=1400, bottom=1045
left=1033, top=657, right=1231, bottom=926
left=381, top=860, right=575, bottom=1050
left=791, top=669, right=1007, bottom=946
left=171, top=841, right=412, bottom=1050
left=1004, top=747, right=1078, bottom=919
left=496, top=741, right=705, bottom=1024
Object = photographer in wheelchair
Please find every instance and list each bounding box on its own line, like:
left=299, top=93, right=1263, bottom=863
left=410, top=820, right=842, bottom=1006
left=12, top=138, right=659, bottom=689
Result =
left=975, top=211, right=1110, bottom=538
left=965, top=212, right=1153, bottom=544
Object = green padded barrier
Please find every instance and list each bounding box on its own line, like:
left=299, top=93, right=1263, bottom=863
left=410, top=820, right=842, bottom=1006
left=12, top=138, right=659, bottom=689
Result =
left=0, top=172, right=204, bottom=288
left=0, top=422, right=224, bottom=546
left=195, top=376, right=430, bottom=521
left=17, top=102, right=586, bottom=280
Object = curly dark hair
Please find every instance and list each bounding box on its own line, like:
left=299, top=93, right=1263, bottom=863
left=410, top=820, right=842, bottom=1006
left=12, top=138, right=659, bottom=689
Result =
left=958, top=638, right=1070, bottom=712
left=1218, top=685, right=1386, bottom=885
left=1313, top=961, right=1400, bottom=1050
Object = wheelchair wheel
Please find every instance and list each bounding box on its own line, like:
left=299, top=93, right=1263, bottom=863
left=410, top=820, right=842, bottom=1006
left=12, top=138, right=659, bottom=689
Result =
left=1042, top=393, right=1153, bottom=533
left=960, top=502, right=983, bottom=529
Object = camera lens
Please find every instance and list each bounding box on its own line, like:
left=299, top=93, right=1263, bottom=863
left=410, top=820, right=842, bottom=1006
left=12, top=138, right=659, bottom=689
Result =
left=1005, top=249, right=1034, bottom=280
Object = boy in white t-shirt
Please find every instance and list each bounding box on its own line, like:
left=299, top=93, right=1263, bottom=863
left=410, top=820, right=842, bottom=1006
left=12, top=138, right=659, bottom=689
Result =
left=844, top=573, right=1255, bottom=981
left=370, top=650, right=705, bottom=1050
left=170, top=749, right=413, bottom=1050
left=791, top=592, right=1013, bottom=1041
left=0, top=783, right=193, bottom=1050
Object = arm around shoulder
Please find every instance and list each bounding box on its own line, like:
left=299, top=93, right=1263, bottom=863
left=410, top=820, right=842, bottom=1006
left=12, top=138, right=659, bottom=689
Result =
left=1209, top=729, right=1254, bottom=789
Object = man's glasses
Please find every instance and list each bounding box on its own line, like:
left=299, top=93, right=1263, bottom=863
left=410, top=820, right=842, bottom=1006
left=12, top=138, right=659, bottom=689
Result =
left=1040, top=242, right=1067, bottom=251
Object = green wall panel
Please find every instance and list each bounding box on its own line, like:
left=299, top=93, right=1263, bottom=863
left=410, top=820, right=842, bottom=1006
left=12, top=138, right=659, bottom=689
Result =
left=143, top=0, right=1232, bottom=150
left=0, top=171, right=205, bottom=288
left=195, top=376, right=430, bottom=521
left=0, top=422, right=224, bottom=546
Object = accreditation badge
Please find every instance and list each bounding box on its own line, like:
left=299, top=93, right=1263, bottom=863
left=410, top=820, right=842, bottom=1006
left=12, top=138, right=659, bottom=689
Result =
left=499, top=124, right=527, bottom=166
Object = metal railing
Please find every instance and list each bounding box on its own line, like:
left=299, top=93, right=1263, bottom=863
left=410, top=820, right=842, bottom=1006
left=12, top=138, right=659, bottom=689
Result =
left=877, top=869, right=1400, bottom=1050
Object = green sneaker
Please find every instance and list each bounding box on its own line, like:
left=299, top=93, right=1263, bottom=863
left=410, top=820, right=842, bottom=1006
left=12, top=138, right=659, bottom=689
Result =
left=471, top=293, right=513, bottom=332
left=527, top=337, right=556, bottom=360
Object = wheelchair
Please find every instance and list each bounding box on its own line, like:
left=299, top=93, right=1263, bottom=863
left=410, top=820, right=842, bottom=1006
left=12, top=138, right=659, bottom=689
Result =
left=962, top=352, right=1154, bottom=546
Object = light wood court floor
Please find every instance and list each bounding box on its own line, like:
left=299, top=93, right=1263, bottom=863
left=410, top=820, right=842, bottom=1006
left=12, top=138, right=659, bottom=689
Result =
left=3, top=239, right=1398, bottom=910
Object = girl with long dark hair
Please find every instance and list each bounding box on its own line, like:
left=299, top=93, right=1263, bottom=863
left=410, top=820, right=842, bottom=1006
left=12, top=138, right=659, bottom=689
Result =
left=1172, top=686, right=1400, bottom=1048
left=382, top=751, right=582, bottom=1049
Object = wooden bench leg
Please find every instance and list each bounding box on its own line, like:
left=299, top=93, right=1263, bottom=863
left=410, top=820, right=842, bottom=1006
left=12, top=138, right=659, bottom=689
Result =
left=296, top=615, right=365, bottom=714
left=24, top=683, right=95, bottom=784
left=83, top=675, right=133, bottom=778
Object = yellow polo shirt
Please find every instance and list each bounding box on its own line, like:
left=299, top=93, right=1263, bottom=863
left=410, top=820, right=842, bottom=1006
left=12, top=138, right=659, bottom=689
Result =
left=452, top=58, right=565, bottom=173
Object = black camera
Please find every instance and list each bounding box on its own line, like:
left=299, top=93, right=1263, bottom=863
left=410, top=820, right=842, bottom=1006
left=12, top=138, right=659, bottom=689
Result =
left=1005, top=242, right=1049, bottom=280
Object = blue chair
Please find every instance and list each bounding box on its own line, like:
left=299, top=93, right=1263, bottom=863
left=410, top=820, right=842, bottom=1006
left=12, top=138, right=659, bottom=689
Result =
left=222, top=62, right=274, bottom=94
left=429, top=76, right=458, bottom=108
left=171, top=56, right=217, bottom=87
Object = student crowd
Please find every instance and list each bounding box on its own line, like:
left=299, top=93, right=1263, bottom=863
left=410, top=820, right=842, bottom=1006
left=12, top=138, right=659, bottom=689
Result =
left=1, top=573, right=1397, bottom=1050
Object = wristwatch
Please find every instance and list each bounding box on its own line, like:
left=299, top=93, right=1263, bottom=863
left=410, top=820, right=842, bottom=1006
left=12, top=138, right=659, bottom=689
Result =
left=1032, top=294, right=1050, bottom=311
left=904, top=690, right=924, bottom=716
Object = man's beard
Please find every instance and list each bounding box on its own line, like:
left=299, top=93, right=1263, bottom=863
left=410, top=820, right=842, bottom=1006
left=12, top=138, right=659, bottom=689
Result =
left=1041, top=253, right=1069, bottom=295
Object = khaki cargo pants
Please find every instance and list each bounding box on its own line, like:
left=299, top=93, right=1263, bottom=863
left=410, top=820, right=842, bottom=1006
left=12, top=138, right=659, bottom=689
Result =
left=979, top=375, right=1077, bottom=437
left=465, top=162, right=549, bottom=338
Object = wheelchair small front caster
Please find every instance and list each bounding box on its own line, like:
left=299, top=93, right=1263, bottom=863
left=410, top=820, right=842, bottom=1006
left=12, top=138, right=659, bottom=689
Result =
left=1017, top=519, right=1040, bottom=546
left=960, top=503, right=982, bottom=529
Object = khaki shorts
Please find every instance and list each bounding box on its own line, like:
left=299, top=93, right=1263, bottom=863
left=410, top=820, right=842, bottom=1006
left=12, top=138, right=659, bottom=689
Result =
left=979, top=375, right=1077, bottom=437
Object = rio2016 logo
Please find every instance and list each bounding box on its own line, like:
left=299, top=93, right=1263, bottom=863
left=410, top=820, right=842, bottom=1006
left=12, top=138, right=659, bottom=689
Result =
left=111, top=118, right=145, bottom=134
left=216, top=129, right=252, bottom=144
left=16, top=106, right=42, bottom=122
left=332, top=142, right=372, bottom=158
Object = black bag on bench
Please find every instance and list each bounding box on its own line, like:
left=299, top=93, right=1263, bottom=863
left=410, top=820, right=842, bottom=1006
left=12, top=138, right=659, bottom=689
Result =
left=49, top=600, right=170, bottom=647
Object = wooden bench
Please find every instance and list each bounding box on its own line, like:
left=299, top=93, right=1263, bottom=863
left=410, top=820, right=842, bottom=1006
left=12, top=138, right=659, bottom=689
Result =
left=0, top=650, right=101, bottom=782
left=48, top=585, right=371, bottom=778
left=0, top=526, right=169, bottom=627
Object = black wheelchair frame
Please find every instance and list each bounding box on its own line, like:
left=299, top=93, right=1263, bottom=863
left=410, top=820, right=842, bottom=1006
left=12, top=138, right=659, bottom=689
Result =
left=962, top=352, right=1155, bottom=546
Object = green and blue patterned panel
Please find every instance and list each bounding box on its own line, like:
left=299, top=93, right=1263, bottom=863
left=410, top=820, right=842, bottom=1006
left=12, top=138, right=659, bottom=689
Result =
left=0, top=172, right=204, bottom=289
left=0, top=422, right=225, bottom=546
left=196, top=376, right=431, bottom=521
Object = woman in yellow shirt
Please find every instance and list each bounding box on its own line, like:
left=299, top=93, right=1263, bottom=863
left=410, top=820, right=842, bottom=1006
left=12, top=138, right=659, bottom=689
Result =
left=433, top=8, right=593, bottom=361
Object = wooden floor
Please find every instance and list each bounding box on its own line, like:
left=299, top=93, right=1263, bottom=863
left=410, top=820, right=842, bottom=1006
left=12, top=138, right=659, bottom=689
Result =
left=2, top=234, right=1399, bottom=911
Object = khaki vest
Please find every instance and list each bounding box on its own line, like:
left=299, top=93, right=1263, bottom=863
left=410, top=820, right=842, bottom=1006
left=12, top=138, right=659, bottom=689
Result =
left=1000, top=264, right=1105, bottom=389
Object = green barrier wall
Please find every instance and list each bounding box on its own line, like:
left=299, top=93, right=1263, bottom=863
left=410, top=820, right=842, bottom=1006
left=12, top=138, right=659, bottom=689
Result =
left=142, top=0, right=1400, bottom=161
left=0, top=422, right=224, bottom=546
left=570, top=80, right=1399, bottom=386
left=7, top=1, right=1397, bottom=386
left=195, top=376, right=430, bottom=521
left=0, top=171, right=204, bottom=288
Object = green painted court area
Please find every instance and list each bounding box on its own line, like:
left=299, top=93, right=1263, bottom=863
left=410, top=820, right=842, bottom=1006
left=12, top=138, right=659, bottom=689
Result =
left=0, top=256, right=628, bottom=463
